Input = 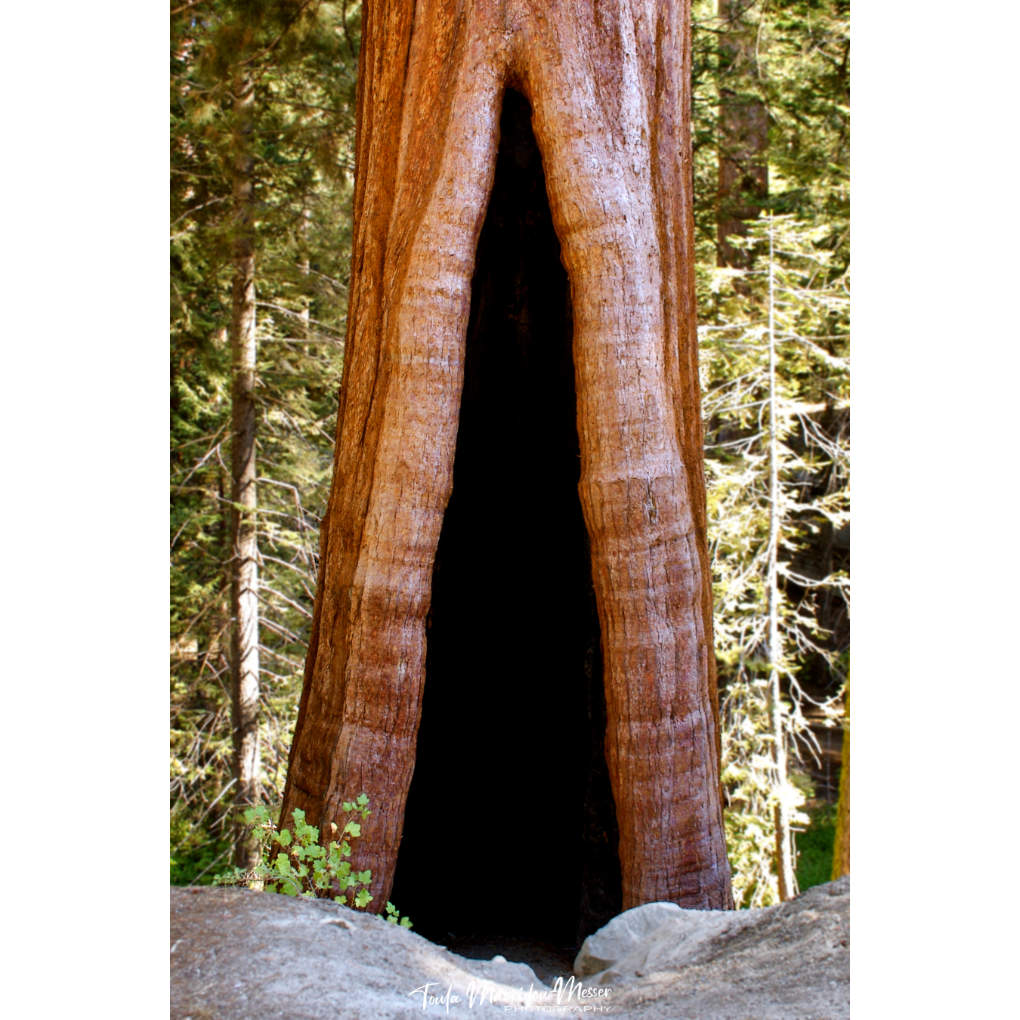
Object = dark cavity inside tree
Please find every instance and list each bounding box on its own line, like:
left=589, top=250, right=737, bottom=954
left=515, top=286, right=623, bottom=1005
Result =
left=390, top=91, right=621, bottom=944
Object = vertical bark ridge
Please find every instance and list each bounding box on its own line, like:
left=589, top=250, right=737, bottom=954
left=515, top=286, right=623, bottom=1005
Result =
left=283, top=0, right=417, bottom=811
left=655, top=0, right=727, bottom=839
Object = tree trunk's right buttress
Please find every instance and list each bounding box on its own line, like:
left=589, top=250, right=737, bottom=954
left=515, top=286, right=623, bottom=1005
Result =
left=282, top=0, right=733, bottom=913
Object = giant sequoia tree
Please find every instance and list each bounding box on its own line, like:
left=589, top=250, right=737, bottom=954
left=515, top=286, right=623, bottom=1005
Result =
left=282, top=0, right=734, bottom=936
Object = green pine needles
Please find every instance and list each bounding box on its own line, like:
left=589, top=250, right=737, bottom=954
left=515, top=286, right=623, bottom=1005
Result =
left=214, top=794, right=412, bottom=929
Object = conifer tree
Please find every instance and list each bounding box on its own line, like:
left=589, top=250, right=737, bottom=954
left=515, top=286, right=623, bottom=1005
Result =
left=691, top=0, right=849, bottom=905
left=700, top=215, right=848, bottom=905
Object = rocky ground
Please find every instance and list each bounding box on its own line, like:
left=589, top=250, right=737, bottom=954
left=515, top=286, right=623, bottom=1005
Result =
left=170, top=877, right=849, bottom=1019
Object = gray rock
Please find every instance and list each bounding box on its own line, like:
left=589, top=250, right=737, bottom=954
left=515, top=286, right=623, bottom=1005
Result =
left=171, top=878, right=849, bottom=1019
left=170, top=887, right=559, bottom=1019
left=574, top=900, right=736, bottom=980
left=575, top=877, right=850, bottom=1019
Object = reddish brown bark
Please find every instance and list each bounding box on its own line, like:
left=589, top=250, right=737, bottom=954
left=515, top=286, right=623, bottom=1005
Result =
left=283, top=0, right=732, bottom=913
left=832, top=689, right=850, bottom=880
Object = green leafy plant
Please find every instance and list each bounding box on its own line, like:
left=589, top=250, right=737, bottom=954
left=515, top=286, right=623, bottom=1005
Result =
left=214, top=794, right=412, bottom=928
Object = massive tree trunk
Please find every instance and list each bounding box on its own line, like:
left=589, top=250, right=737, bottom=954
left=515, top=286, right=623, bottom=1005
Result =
left=282, top=0, right=733, bottom=923
left=716, top=0, right=768, bottom=268
left=228, top=69, right=262, bottom=871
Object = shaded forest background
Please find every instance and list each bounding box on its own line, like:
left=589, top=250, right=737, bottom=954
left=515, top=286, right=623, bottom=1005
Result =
left=170, top=0, right=849, bottom=908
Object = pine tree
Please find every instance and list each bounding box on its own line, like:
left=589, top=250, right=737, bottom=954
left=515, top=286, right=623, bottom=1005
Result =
left=691, top=0, right=849, bottom=905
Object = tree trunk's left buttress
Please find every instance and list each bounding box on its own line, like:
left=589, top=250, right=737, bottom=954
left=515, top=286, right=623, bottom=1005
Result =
left=281, top=0, right=509, bottom=892
left=282, top=0, right=733, bottom=913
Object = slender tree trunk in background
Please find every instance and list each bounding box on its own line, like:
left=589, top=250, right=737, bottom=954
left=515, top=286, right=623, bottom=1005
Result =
left=832, top=687, right=850, bottom=879
left=716, top=0, right=768, bottom=268
left=282, top=0, right=732, bottom=912
left=766, top=219, right=796, bottom=901
left=229, top=69, right=262, bottom=871
left=298, top=206, right=312, bottom=338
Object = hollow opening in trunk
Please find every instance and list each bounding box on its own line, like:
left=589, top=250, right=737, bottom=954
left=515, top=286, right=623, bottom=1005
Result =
left=391, top=89, right=621, bottom=952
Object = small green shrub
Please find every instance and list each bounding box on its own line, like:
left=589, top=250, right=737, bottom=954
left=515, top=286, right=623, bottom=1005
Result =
left=214, top=795, right=412, bottom=929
